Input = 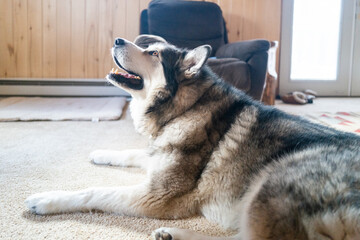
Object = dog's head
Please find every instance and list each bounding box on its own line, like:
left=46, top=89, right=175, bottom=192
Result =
left=106, top=35, right=211, bottom=100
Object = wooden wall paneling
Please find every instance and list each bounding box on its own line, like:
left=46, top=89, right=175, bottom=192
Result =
left=241, top=0, right=266, bottom=40
left=85, top=0, right=99, bottom=78
left=0, top=0, right=16, bottom=78
left=206, top=0, right=219, bottom=4
left=126, top=0, right=140, bottom=42
left=28, top=0, right=43, bottom=78
left=0, top=0, right=282, bottom=80
left=139, top=0, right=151, bottom=11
left=0, top=1, right=5, bottom=77
left=98, top=0, right=113, bottom=78
left=218, top=0, right=232, bottom=40
left=253, top=0, right=270, bottom=39
left=13, top=0, right=28, bottom=77
left=42, top=0, right=57, bottom=78
left=254, top=0, right=281, bottom=41
left=226, top=0, right=243, bottom=42
left=216, top=0, right=282, bottom=43
left=112, top=0, right=126, bottom=39
left=56, top=0, right=71, bottom=78
left=70, top=0, right=85, bottom=78
left=242, top=0, right=257, bottom=40
left=112, top=0, right=126, bottom=71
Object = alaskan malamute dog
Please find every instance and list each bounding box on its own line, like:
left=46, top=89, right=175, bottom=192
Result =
left=26, top=35, right=360, bottom=240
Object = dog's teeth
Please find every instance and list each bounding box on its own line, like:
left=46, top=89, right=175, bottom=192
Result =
left=115, top=69, right=119, bottom=74
left=111, top=68, right=115, bottom=73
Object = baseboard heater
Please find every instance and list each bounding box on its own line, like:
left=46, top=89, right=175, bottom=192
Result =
left=0, top=78, right=130, bottom=97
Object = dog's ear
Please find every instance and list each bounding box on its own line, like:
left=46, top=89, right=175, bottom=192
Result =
left=183, top=45, right=212, bottom=79
left=134, top=34, right=167, bottom=49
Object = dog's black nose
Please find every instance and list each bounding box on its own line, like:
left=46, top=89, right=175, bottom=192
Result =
left=114, top=38, right=125, bottom=47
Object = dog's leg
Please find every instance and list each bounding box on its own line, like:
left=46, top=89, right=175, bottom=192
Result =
left=25, top=183, right=199, bottom=218
left=25, top=164, right=203, bottom=218
left=25, top=185, right=149, bottom=215
left=89, top=149, right=149, bottom=169
left=26, top=154, right=207, bottom=219
left=152, top=227, right=241, bottom=240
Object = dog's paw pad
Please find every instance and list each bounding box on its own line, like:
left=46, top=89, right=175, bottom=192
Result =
left=89, top=150, right=111, bottom=165
left=153, top=228, right=175, bottom=240
left=153, top=228, right=173, bottom=240
left=25, top=194, right=49, bottom=215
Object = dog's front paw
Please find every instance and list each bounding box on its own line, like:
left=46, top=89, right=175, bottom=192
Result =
left=152, top=228, right=173, bottom=240
left=89, top=150, right=111, bottom=165
left=25, top=191, right=66, bottom=215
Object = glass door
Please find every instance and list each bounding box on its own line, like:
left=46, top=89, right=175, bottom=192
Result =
left=280, top=0, right=357, bottom=96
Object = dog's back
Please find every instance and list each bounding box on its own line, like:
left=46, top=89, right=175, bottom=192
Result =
left=241, top=133, right=360, bottom=240
left=222, top=89, right=360, bottom=240
left=213, top=92, right=360, bottom=240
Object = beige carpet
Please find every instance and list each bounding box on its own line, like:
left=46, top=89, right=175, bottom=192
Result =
left=0, top=97, right=127, bottom=121
left=275, top=97, right=360, bottom=115
left=0, top=106, right=233, bottom=240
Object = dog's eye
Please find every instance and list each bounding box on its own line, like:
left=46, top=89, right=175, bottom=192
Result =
left=149, top=51, right=159, bottom=57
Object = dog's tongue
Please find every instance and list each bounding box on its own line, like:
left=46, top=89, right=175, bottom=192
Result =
left=110, top=68, right=140, bottom=79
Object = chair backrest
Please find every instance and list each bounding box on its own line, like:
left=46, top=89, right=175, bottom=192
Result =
left=140, top=0, right=228, bottom=55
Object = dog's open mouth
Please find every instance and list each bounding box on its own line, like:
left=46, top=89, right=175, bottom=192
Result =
left=107, top=57, right=144, bottom=90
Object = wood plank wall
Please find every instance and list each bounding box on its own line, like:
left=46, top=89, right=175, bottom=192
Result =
left=0, top=0, right=281, bottom=79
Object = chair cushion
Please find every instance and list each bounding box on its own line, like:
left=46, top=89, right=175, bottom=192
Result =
left=147, top=0, right=226, bottom=55
left=207, top=58, right=251, bottom=93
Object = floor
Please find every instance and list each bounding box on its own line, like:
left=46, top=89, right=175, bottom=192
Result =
left=0, top=96, right=359, bottom=239
left=0, top=106, right=233, bottom=240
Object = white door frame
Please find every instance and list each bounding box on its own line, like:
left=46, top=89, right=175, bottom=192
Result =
left=351, top=0, right=360, bottom=96
left=280, top=0, right=357, bottom=96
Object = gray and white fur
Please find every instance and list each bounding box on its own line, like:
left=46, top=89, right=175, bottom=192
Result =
left=25, top=35, right=360, bottom=240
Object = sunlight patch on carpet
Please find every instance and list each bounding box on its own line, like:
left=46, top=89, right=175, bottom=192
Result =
left=305, top=112, right=360, bottom=134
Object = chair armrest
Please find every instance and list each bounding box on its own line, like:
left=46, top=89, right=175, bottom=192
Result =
left=140, top=10, right=149, bottom=34
left=215, top=39, right=270, bottom=61
left=215, top=40, right=270, bottom=100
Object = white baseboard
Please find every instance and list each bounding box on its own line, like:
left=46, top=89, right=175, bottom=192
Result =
left=0, top=78, right=130, bottom=97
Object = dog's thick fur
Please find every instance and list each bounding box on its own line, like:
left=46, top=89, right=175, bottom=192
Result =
left=26, top=35, right=360, bottom=240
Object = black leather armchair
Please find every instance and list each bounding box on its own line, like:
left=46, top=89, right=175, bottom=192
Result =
left=140, top=0, right=270, bottom=100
